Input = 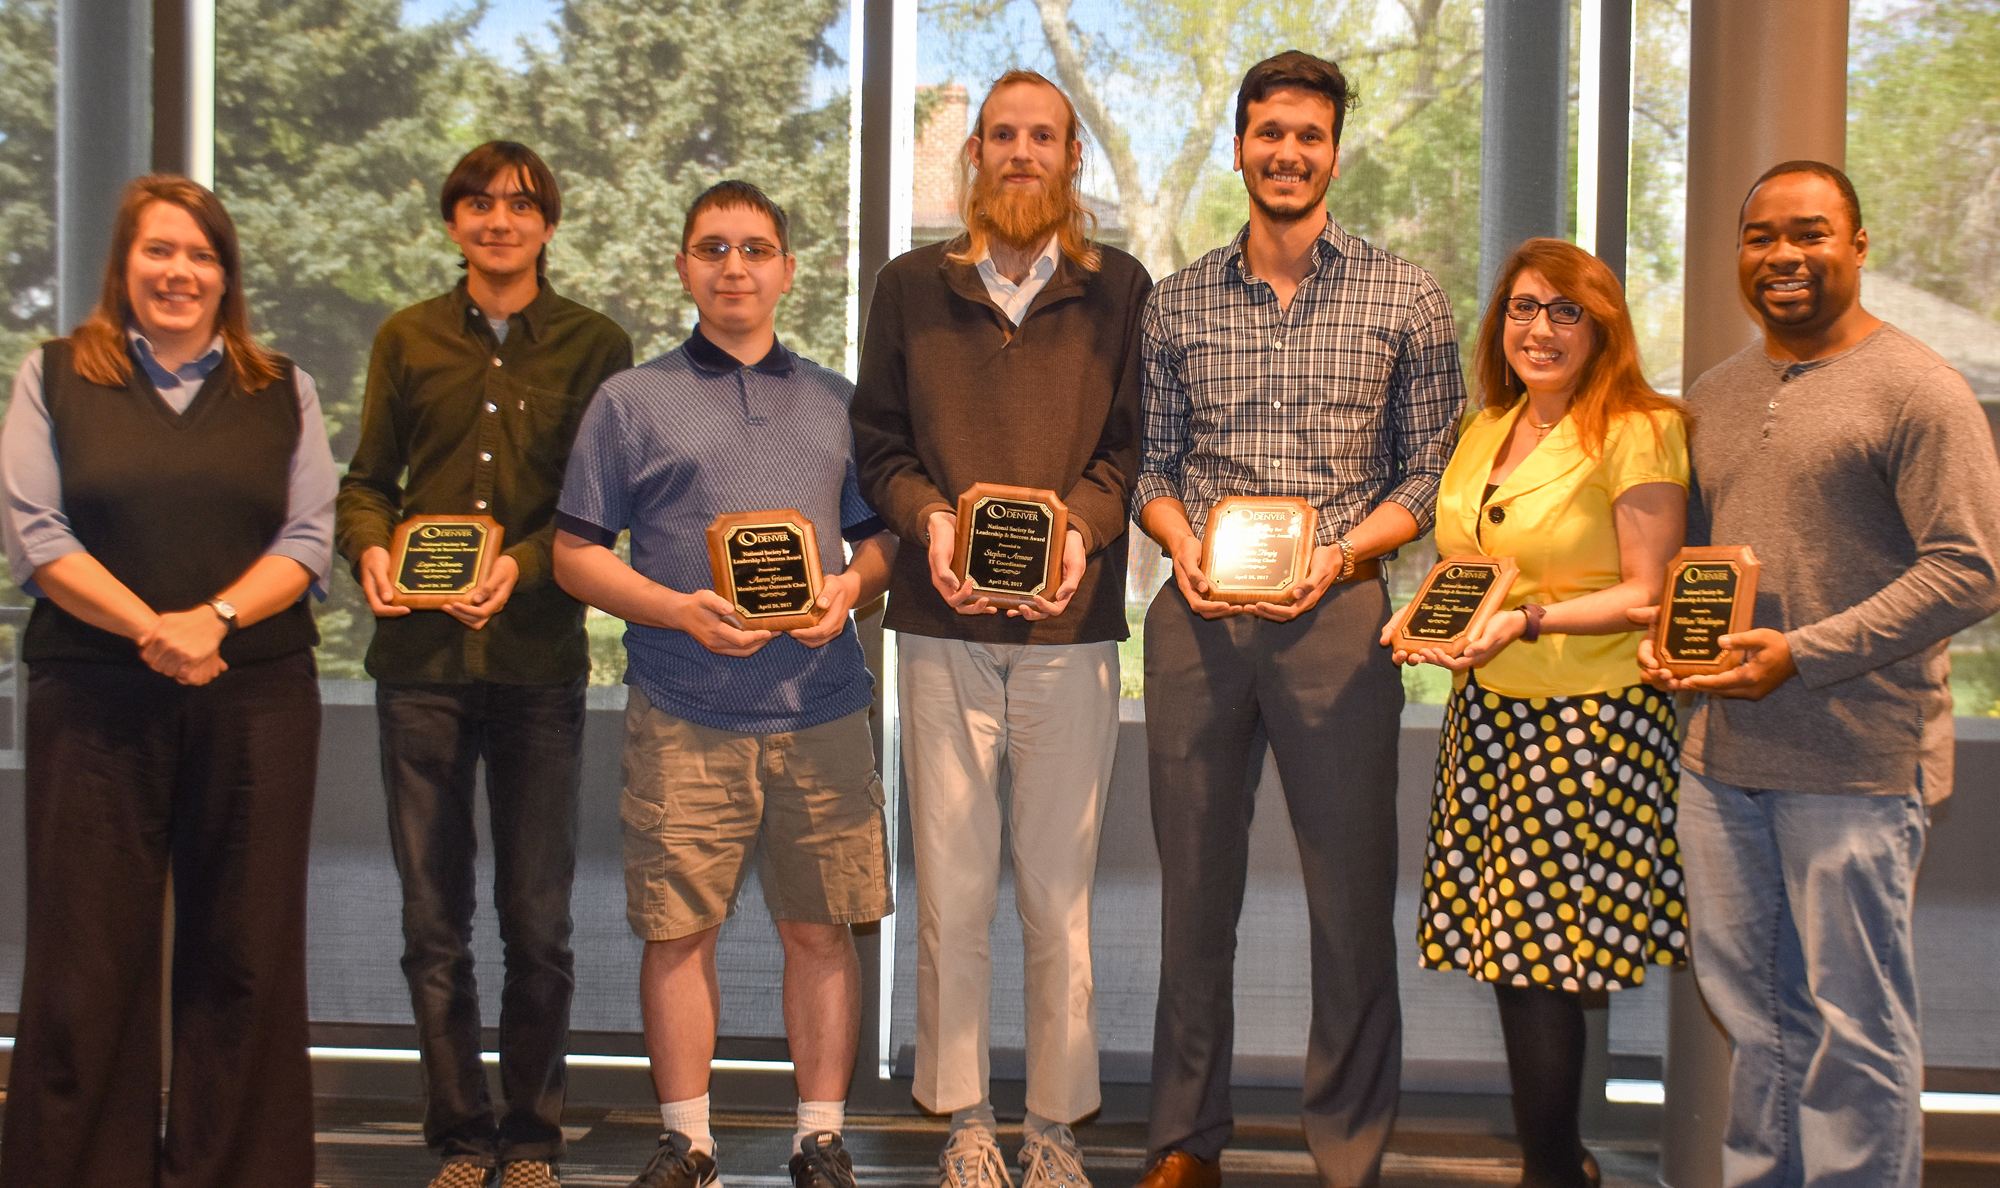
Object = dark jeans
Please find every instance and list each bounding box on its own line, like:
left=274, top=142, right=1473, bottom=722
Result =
left=1, top=655, right=320, bottom=1188
left=377, top=679, right=585, bottom=1164
left=1142, top=580, right=1404, bottom=1188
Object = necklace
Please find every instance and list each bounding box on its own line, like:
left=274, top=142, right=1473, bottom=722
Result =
left=1527, top=408, right=1567, bottom=438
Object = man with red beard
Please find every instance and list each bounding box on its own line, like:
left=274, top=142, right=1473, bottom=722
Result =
left=852, top=69, right=1150, bottom=1188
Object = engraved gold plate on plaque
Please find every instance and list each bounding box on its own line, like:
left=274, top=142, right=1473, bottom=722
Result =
left=1200, top=496, right=1317, bottom=606
left=1390, top=555, right=1520, bottom=656
left=389, top=515, right=504, bottom=609
left=706, top=510, right=826, bottom=632
left=1655, top=546, right=1761, bottom=677
left=951, top=483, right=1068, bottom=611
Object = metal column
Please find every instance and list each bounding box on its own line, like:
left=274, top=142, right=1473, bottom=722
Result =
left=1664, top=4, right=1849, bottom=1186
left=849, top=0, right=908, bottom=1111
left=150, top=0, right=213, bottom=184
left=1679, top=0, right=1848, bottom=385
left=1577, top=0, right=1633, bottom=281
left=1477, top=0, right=1570, bottom=304
left=55, top=0, right=153, bottom=331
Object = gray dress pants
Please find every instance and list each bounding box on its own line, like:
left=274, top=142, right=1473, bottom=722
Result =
left=1142, top=578, right=1403, bottom=1188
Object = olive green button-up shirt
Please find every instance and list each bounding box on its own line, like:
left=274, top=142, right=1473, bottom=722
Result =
left=336, top=280, right=632, bottom=684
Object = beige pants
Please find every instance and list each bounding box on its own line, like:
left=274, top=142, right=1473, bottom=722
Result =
left=897, top=634, right=1119, bottom=1122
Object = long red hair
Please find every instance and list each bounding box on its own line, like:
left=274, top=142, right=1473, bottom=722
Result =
left=1474, top=237, right=1687, bottom=456
left=69, top=174, right=282, bottom=392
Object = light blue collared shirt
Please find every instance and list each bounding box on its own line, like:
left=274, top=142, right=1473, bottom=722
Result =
left=129, top=328, right=227, bottom=413
left=1, top=333, right=338, bottom=599
left=974, top=234, right=1060, bottom=326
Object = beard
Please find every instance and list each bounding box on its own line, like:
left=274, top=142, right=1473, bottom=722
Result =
left=968, top=164, right=1076, bottom=249
left=1246, top=169, right=1331, bottom=226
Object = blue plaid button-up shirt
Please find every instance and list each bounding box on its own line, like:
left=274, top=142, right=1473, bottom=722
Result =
left=1135, top=219, right=1466, bottom=546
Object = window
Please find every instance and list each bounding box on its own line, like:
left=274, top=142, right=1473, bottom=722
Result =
left=213, top=0, right=857, bottom=1040
left=0, top=0, right=55, bottom=1014
left=915, top=0, right=1488, bottom=705
left=891, top=0, right=1497, bottom=1083
left=216, top=0, right=858, bottom=688
left=1847, top=0, right=2000, bottom=715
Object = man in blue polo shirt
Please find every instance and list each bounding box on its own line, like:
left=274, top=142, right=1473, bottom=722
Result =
left=553, top=181, right=896, bottom=1188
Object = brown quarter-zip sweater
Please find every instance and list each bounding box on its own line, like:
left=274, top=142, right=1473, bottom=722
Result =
left=852, top=238, right=1151, bottom=645
left=337, top=280, right=633, bottom=684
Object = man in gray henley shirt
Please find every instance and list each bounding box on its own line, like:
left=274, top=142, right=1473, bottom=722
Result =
left=1639, top=161, right=2000, bottom=1187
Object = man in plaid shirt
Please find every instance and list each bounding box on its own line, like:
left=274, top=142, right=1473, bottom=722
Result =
left=1132, top=51, right=1464, bottom=1188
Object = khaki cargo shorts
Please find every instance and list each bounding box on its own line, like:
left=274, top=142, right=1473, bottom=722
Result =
left=621, top=687, right=893, bottom=941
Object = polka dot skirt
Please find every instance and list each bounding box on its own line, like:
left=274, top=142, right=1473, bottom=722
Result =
left=1418, top=675, right=1689, bottom=991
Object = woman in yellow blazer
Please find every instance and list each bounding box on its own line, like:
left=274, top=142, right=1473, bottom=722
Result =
left=1381, top=238, right=1690, bottom=1188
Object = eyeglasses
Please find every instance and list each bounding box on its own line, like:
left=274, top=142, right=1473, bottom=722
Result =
left=1504, top=296, right=1586, bottom=325
left=686, top=240, right=786, bottom=264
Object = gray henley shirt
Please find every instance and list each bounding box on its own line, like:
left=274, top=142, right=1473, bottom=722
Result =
left=1683, top=323, right=2000, bottom=801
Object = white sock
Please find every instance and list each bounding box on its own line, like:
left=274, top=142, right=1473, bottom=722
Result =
left=950, top=1100, right=997, bottom=1138
left=661, top=1093, right=714, bottom=1156
left=1023, top=1111, right=1067, bottom=1144
left=794, top=1099, right=846, bottom=1153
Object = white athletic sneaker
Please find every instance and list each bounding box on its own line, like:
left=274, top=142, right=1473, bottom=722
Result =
left=938, top=1127, right=1014, bottom=1188
left=1018, top=1126, right=1090, bottom=1188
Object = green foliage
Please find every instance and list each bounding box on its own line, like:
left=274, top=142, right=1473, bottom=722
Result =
left=0, top=0, right=55, bottom=379
left=206, top=0, right=853, bottom=677
left=505, top=0, right=851, bottom=364
left=1625, top=0, right=1689, bottom=388
left=215, top=0, right=487, bottom=451
left=923, top=0, right=1482, bottom=293
left=1325, top=0, right=1485, bottom=357
left=1848, top=0, right=2000, bottom=321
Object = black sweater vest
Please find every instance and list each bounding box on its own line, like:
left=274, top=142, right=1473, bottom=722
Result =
left=24, top=339, right=319, bottom=666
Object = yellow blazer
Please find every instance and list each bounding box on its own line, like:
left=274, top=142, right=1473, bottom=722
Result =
left=1435, top=399, right=1689, bottom=698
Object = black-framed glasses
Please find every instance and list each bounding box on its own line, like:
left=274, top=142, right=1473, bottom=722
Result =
left=686, top=239, right=786, bottom=264
left=1504, top=296, right=1586, bottom=325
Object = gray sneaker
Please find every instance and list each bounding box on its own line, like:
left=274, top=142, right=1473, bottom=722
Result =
left=1018, top=1127, right=1090, bottom=1188
left=938, top=1127, right=1013, bottom=1188
left=630, top=1132, right=720, bottom=1188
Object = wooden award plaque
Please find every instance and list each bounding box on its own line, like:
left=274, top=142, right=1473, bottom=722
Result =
left=1199, top=496, right=1318, bottom=606
left=388, top=514, right=504, bottom=609
left=951, top=483, right=1069, bottom=611
left=1390, top=555, right=1521, bottom=656
left=706, top=510, right=826, bottom=632
left=1654, top=546, right=1761, bottom=677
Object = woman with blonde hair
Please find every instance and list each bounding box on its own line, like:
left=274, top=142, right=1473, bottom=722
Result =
left=0, top=174, right=335, bottom=1185
left=1382, top=238, right=1691, bottom=1187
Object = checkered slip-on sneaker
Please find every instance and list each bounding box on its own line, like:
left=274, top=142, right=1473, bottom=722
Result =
left=428, top=1160, right=495, bottom=1188
left=500, top=1160, right=563, bottom=1187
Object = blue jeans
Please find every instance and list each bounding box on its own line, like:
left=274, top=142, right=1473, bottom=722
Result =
left=377, top=679, right=585, bottom=1164
left=1676, top=769, right=1928, bottom=1188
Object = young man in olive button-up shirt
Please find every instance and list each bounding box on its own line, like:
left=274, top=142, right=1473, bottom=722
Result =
left=335, top=141, right=631, bottom=1188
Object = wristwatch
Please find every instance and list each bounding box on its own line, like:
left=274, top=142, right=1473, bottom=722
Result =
left=207, top=597, right=239, bottom=633
left=1519, top=602, right=1546, bottom=642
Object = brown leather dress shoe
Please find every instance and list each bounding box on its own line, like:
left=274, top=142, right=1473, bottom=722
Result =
left=1136, top=1151, right=1220, bottom=1188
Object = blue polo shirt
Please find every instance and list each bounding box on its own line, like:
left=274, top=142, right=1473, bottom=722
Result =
left=556, top=327, right=884, bottom=734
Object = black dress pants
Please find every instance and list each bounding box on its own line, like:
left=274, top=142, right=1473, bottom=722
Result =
left=0, top=654, right=320, bottom=1188
left=1143, top=580, right=1404, bottom=1188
